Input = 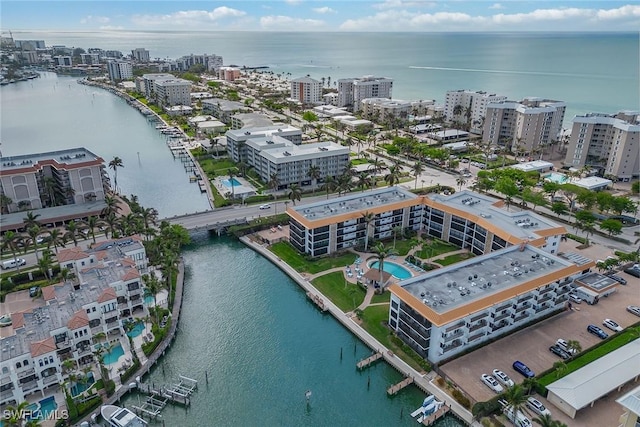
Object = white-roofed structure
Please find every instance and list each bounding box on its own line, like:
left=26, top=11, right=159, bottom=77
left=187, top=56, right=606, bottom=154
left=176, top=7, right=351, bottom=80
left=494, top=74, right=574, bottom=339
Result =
left=546, top=339, right=640, bottom=419
left=573, top=176, right=613, bottom=191
left=511, top=160, right=554, bottom=173
left=617, top=385, right=640, bottom=427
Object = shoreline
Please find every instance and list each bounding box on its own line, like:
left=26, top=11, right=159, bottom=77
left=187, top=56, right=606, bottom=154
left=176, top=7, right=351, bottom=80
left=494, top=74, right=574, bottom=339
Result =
left=239, top=235, right=476, bottom=426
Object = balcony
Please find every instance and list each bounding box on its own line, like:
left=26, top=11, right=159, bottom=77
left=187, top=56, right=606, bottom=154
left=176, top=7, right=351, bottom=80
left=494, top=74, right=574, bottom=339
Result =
left=18, top=368, right=35, bottom=380
left=493, top=312, right=511, bottom=322
left=537, top=294, right=553, bottom=305
left=42, top=375, right=58, bottom=386
left=468, top=320, right=487, bottom=333
left=514, top=303, right=531, bottom=313
left=443, top=330, right=465, bottom=342
left=468, top=331, right=486, bottom=342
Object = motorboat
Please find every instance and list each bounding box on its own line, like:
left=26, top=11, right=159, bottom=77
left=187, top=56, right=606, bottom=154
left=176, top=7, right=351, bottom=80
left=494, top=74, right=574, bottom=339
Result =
left=101, top=404, right=148, bottom=427
left=410, top=394, right=444, bottom=423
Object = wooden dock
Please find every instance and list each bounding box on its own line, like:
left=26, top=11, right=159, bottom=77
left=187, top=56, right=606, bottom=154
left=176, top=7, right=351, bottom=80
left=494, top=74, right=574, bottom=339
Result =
left=421, top=405, right=450, bottom=426
left=356, top=352, right=383, bottom=370
left=387, top=376, right=414, bottom=395
left=306, top=292, right=328, bottom=312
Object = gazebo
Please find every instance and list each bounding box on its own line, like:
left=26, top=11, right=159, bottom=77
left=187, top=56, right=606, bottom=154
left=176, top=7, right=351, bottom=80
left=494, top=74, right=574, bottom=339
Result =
left=363, top=269, right=392, bottom=291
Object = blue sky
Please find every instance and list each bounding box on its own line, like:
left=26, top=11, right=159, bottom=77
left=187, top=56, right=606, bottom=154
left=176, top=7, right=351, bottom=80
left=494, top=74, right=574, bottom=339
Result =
left=2, top=1, right=639, bottom=31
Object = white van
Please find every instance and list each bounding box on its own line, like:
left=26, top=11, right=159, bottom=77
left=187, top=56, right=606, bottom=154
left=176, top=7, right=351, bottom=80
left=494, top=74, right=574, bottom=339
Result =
left=2, top=258, right=26, bottom=270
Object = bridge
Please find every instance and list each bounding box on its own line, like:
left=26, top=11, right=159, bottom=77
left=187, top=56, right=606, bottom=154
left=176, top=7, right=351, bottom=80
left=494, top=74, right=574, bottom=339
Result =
left=164, top=208, right=250, bottom=234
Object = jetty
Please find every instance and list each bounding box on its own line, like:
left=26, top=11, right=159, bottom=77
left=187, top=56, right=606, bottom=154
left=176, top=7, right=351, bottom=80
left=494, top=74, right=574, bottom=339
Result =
left=420, top=405, right=450, bottom=425
left=356, top=351, right=383, bottom=370
left=132, top=375, right=198, bottom=419
left=387, top=376, right=414, bottom=396
left=306, top=292, right=328, bottom=312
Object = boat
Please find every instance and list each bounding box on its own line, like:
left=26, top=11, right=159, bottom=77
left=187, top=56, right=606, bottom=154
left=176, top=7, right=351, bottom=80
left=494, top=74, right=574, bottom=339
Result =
left=410, top=394, right=444, bottom=423
left=101, top=404, right=148, bottom=427
left=0, top=313, right=12, bottom=327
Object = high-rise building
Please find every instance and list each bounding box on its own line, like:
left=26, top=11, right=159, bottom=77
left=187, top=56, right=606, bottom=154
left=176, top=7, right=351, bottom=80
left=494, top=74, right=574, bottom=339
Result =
left=80, top=53, right=100, bottom=65
left=444, top=90, right=507, bottom=133
left=337, top=76, right=393, bottom=112
left=52, top=56, right=72, bottom=67
left=484, top=98, right=566, bottom=153
left=290, top=76, right=322, bottom=105
left=564, top=112, right=639, bottom=181
left=139, top=73, right=191, bottom=106
left=107, top=61, right=133, bottom=81
left=131, top=48, right=150, bottom=62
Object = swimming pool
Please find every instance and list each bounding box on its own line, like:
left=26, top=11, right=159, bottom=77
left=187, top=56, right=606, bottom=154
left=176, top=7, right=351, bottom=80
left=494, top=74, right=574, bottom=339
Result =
left=544, top=172, right=568, bottom=184
left=70, top=372, right=95, bottom=397
left=144, top=294, right=154, bottom=305
left=126, top=322, right=145, bottom=338
left=368, top=261, right=412, bottom=279
left=102, top=344, right=125, bottom=365
left=24, top=396, right=58, bottom=421
left=222, top=178, right=242, bottom=188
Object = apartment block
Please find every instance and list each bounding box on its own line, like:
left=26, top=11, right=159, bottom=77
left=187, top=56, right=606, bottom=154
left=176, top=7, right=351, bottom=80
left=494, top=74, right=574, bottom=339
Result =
left=52, top=56, right=72, bottom=67
left=107, top=60, right=133, bottom=82
left=484, top=98, right=566, bottom=152
left=131, top=48, right=150, bottom=63
left=201, top=98, right=248, bottom=124
left=337, top=76, right=393, bottom=112
left=139, top=73, right=191, bottom=107
left=0, top=148, right=109, bottom=213
left=79, top=53, right=100, bottom=65
left=225, top=125, right=302, bottom=163
left=0, top=236, right=148, bottom=406
left=360, top=98, right=412, bottom=120
left=563, top=112, right=639, bottom=181
left=217, top=67, right=241, bottom=81
left=444, top=90, right=507, bottom=133
left=290, top=77, right=322, bottom=105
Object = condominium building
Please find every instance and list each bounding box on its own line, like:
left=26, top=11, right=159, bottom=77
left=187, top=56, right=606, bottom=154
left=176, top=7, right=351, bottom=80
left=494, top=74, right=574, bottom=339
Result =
left=138, top=73, right=191, bottom=107
left=0, top=148, right=109, bottom=213
left=360, top=98, right=412, bottom=121
left=617, top=385, right=640, bottom=427
left=287, top=188, right=566, bottom=258
left=484, top=98, right=566, bottom=152
left=388, top=244, right=591, bottom=363
left=131, top=48, right=150, bottom=63
left=290, top=77, right=322, bottom=105
left=243, top=136, right=349, bottom=189
left=444, top=90, right=507, bottom=133
left=106, top=60, right=133, bottom=82
left=563, top=112, right=639, bottom=181
left=0, top=236, right=148, bottom=406
left=201, top=98, right=248, bottom=124
left=337, top=76, right=393, bottom=112
left=225, top=125, right=302, bottom=163
left=178, top=54, right=223, bottom=72
left=80, top=53, right=100, bottom=65
left=52, top=56, right=72, bottom=67
left=218, top=67, right=241, bottom=81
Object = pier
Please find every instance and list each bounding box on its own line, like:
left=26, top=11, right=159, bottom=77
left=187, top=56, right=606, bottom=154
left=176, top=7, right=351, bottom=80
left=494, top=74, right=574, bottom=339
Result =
left=421, top=405, right=450, bottom=426
left=387, top=376, right=414, bottom=396
left=306, top=292, right=328, bottom=312
left=356, top=351, right=383, bottom=370
left=132, top=375, right=198, bottom=419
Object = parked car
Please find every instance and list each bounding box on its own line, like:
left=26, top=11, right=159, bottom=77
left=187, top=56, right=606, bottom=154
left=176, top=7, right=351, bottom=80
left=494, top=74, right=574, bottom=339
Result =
left=259, top=204, right=271, bottom=210
left=481, top=374, right=504, bottom=393
left=556, top=339, right=578, bottom=355
left=624, top=265, right=640, bottom=278
left=568, top=293, right=582, bottom=304
left=627, top=306, right=640, bottom=317
left=492, top=369, right=514, bottom=387
left=603, top=318, right=623, bottom=332
left=605, top=274, right=627, bottom=285
left=549, top=344, right=571, bottom=360
left=526, top=397, right=551, bottom=417
left=29, top=286, right=39, bottom=298
left=587, top=324, right=609, bottom=339
left=512, top=361, right=535, bottom=378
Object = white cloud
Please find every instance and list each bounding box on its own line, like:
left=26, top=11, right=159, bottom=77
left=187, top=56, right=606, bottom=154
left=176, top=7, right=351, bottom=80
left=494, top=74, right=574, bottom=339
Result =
left=260, top=15, right=325, bottom=30
left=99, top=25, right=124, bottom=30
left=489, top=3, right=504, bottom=10
left=597, top=4, right=640, bottom=19
left=80, top=15, right=110, bottom=25
left=284, top=0, right=303, bottom=5
left=131, top=7, right=246, bottom=28
left=313, top=6, right=336, bottom=14
left=373, top=0, right=435, bottom=10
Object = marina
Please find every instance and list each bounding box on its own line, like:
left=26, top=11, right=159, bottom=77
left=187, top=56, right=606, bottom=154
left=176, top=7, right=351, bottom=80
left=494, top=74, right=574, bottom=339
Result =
left=356, top=351, right=383, bottom=370
left=131, top=375, right=198, bottom=419
left=388, top=376, right=415, bottom=396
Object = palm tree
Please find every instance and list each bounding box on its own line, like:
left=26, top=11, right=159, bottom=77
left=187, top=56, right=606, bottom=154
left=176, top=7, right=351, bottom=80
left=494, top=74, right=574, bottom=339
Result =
left=108, top=156, right=124, bottom=193
left=307, top=165, right=321, bottom=194
left=142, top=273, right=163, bottom=324
left=502, top=384, right=527, bottom=419
left=323, top=176, right=337, bottom=199
left=161, top=250, right=179, bottom=308
left=81, top=216, right=103, bottom=243
left=533, top=413, right=567, bottom=427
left=288, top=184, right=302, bottom=205
left=553, top=361, right=567, bottom=378
left=37, top=249, right=55, bottom=282
left=392, top=225, right=404, bottom=249
left=566, top=340, right=581, bottom=355
left=0, top=194, right=12, bottom=214
left=1, top=231, right=23, bottom=272
left=361, top=211, right=375, bottom=252
left=139, top=207, right=159, bottom=240
left=268, top=172, right=280, bottom=201
left=45, top=228, right=66, bottom=255
left=356, top=172, right=371, bottom=193
left=412, top=161, right=424, bottom=189
left=26, top=225, right=43, bottom=262
left=372, top=242, right=397, bottom=286
left=64, top=221, right=83, bottom=247
left=23, top=211, right=41, bottom=229
left=228, top=170, right=237, bottom=201
left=456, top=176, right=468, bottom=191
left=385, top=164, right=401, bottom=187
left=3, top=400, right=30, bottom=427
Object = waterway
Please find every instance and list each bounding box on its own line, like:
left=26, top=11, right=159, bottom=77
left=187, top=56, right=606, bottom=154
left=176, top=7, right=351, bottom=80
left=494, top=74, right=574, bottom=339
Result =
left=121, top=234, right=464, bottom=426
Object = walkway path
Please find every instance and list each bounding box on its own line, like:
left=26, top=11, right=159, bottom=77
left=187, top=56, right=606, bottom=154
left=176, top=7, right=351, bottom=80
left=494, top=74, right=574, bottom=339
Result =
left=241, top=237, right=478, bottom=426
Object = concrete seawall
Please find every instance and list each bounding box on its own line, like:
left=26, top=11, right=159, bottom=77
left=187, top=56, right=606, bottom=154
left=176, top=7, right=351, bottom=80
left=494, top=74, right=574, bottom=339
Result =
left=240, top=236, right=476, bottom=426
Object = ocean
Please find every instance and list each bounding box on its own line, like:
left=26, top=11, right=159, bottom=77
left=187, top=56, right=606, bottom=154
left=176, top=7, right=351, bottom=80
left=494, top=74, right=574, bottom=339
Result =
left=11, top=31, right=639, bottom=125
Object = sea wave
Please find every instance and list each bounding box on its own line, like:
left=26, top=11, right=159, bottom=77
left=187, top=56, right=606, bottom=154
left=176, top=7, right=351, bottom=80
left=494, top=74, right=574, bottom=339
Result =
left=408, top=66, right=621, bottom=80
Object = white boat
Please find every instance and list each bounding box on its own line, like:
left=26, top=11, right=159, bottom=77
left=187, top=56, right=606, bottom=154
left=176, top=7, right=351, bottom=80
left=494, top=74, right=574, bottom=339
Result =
left=101, top=404, right=148, bottom=427
left=410, top=395, right=444, bottom=423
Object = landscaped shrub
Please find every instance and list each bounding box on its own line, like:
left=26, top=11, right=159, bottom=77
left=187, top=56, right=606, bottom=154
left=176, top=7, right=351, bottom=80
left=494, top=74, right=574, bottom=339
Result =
left=451, top=388, right=471, bottom=409
left=472, top=396, right=502, bottom=418
left=436, top=377, right=446, bottom=387
left=105, top=379, right=115, bottom=397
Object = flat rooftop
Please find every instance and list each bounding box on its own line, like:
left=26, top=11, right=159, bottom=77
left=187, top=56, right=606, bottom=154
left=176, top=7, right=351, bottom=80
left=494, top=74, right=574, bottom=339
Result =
left=0, top=200, right=107, bottom=232
left=292, top=186, right=417, bottom=221
left=574, top=272, right=618, bottom=291
left=511, top=160, right=554, bottom=172
left=428, top=190, right=562, bottom=241
left=398, top=244, right=573, bottom=315
left=0, top=147, right=103, bottom=173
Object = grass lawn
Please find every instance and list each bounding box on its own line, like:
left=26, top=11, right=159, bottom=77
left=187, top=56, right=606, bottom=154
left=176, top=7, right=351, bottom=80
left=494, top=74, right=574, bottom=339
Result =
left=437, top=252, right=475, bottom=266
left=270, top=242, right=356, bottom=274
left=350, top=158, right=370, bottom=166
left=312, top=272, right=365, bottom=312
left=416, top=239, right=459, bottom=259
left=538, top=328, right=640, bottom=388
left=391, top=239, right=414, bottom=256
left=359, top=305, right=426, bottom=372
left=197, top=158, right=237, bottom=178
left=370, top=292, right=391, bottom=304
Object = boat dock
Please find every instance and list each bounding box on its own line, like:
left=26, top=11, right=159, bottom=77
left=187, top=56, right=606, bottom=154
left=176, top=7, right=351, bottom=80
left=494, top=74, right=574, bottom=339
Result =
left=132, top=375, right=198, bottom=419
left=421, top=405, right=450, bottom=426
left=387, top=376, right=414, bottom=396
left=356, top=351, right=383, bottom=370
left=306, top=292, right=328, bottom=312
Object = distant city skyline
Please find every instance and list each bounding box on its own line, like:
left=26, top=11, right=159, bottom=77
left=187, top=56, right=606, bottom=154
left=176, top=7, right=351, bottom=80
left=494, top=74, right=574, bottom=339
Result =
left=2, top=1, right=639, bottom=32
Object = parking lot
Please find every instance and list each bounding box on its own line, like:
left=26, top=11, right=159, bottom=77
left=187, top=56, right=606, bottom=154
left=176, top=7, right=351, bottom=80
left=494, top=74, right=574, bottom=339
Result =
left=440, top=243, right=640, bottom=426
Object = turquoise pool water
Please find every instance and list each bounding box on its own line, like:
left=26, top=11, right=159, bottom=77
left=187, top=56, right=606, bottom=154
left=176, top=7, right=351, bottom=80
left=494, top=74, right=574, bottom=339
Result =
left=544, top=172, right=568, bottom=184
left=126, top=322, right=145, bottom=338
left=70, top=372, right=95, bottom=397
left=369, top=261, right=412, bottom=279
left=144, top=294, right=154, bottom=305
left=102, top=344, right=124, bottom=365
left=222, top=178, right=242, bottom=188
left=24, top=396, right=58, bottom=421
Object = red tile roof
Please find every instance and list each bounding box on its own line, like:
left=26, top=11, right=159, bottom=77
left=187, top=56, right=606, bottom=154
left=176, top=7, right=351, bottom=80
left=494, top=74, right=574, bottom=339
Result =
left=122, top=268, right=140, bottom=281
left=97, top=287, right=117, bottom=304
left=10, top=312, right=26, bottom=329
left=30, top=337, right=57, bottom=357
left=67, top=309, right=89, bottom=330
left=56, top=247, right=89, bottom=262
left=42, top=285, right=57, bottom=301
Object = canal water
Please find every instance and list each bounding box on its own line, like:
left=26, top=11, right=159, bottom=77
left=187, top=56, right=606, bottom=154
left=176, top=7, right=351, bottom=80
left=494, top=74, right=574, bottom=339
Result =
left=2, top=74, right=464, bottom=425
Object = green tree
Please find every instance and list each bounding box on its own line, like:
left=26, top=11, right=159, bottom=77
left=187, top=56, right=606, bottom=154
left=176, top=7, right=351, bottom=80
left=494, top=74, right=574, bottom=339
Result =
left=533, top=413, right=567, bottom=427
left=142, top=273, right=164, bottom=324
left=456, top=176, right=467, bottom=191
left=307, top=165, right=321, bottom=194
left=287, top=184, right=302, bottom=205
left=521, top=188, right=547, bottom=212
left=384, top=164, right=401, bottom=187
left=357, top=172, right=371, bottom=193
left=567, top=340, right=582, bottom=355
left=372, top=242, right=397, bottom=284
left=1, top=231, right=23, bottom=273
left=108, top=156, right=124, bottom=193
left=268, top=173, right=280, bottom=201
left=611, top=196, right=636, bottom=215
left=322, top=175, right=337, bottom=199
left=361, top=211, right=375, bottom=252
left=501, top=384, right=527, bottom=420
left=302, top=111, right=318, bottom=123
left=551, top=201, right=568, bottom=218
left=26, top=225, right=43, bottom=262
left=600, top=218, right=623, bottom=236
left=553, top=361, right=567, bottom=378
left=37, top=249, right=55, bottom=282
left=0, top=193, right=12, bottom=214
left=596, top=191, right=614, bottom=214
left=494, top=177, right=519, bottom=211
left=2, top=400, right=30, bottom=427
left=412, top=161, right=424, bottom=189
left=632, top=181, right=640, bottom=194
left=574, top=211, right=596, bottom=242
